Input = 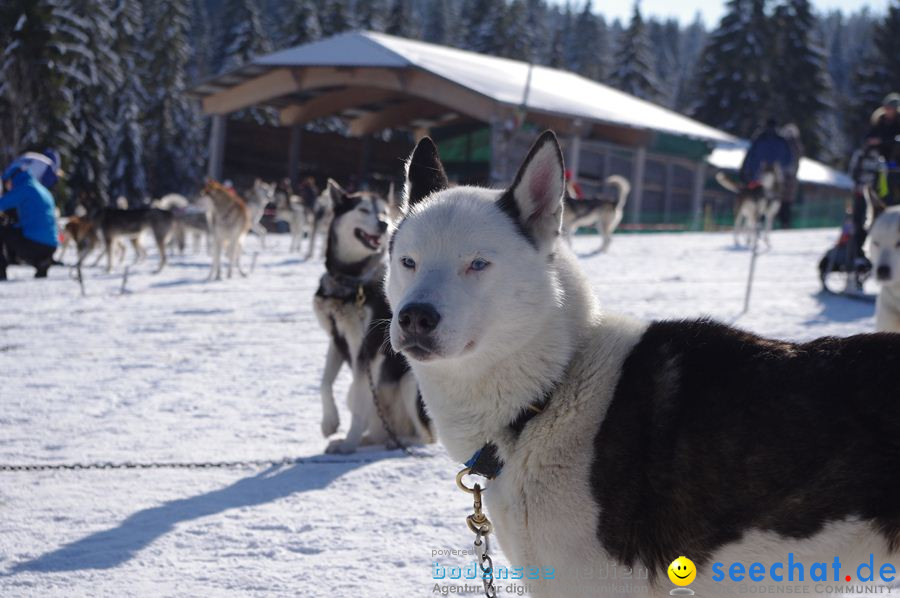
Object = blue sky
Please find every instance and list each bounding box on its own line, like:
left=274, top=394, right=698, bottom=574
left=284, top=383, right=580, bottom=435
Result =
left=552, top=0, right=890, bottom=26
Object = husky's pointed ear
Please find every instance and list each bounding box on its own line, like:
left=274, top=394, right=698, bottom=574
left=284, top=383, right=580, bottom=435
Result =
left=327, top=178, right=350, bottom=208
left=404, top=137, right=449, bottom=212
left=497, top=131, right=565, bottom=249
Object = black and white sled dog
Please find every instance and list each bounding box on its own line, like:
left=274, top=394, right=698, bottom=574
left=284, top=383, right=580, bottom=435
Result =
left=562, top=175, right=630, bottom=253
left=717, top=167, right=782, bottom=248
left=314, top=179, right=432, bottom=454
left=386, top=131, right=900, bottom=597
left=870, top=205, right=900, bottom=332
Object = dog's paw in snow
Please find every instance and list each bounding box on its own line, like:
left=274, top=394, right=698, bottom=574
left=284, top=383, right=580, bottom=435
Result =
left=325, top=438, right=358, bottom=454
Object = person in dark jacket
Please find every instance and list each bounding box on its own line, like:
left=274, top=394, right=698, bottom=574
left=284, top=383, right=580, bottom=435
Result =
left=777, top=123, right=804, bottom=228
left=865, top=93, right=900, bottom=162
left=739, top=119, right=794, bottom=186
left=0, top=166, right=59, bottom=280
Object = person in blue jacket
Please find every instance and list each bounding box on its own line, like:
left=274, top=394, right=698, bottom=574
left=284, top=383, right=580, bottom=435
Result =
left=0, top=165, right=59, bottom=280
left=739, top=119, right=794, bottom=186
left=4, top=148, right=62, bottom=190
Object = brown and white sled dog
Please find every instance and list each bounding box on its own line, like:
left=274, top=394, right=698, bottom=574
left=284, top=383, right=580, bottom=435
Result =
left=717, top=168, right=782, bottom=248
left=386, top=132, right=900, bottom=597
left=314, top=179, right=431, bottom=454
left=562, top=175, right=630, bottom=252
left=870, top=205, right=900, bottom=332
left=202, top=179, right=250, bottom=280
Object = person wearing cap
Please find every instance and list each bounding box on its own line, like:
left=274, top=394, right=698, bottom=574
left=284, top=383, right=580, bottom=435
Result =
left=2, top=148, right=62, bottom=190
left=0, top=165, right=58, bottom=280
left=865, top=93, right=900, bottom=162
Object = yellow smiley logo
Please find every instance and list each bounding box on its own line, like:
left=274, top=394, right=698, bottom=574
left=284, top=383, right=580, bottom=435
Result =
left=668, top=556, right=697, bottom=586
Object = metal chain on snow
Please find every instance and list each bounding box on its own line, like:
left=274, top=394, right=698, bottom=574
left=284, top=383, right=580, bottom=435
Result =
left=457, top=468, right=497, bottom=598
left=0, top=455, right=377, bottom=473
left=356, top=282, right=427, bottom=459
left=365, top=364, right=427, bottom=458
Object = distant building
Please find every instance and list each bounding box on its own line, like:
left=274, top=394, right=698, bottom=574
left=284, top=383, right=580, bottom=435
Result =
left=191, top=31, right=851, bottom=229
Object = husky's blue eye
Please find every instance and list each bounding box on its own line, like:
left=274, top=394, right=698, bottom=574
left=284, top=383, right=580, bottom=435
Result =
left=400, top=256, right=416, bottom=269
left=470, top=258, right=489, bottom=271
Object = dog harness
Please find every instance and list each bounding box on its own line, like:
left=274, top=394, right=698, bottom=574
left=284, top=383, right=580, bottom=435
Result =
left=463, top=387, right=554, bottom=480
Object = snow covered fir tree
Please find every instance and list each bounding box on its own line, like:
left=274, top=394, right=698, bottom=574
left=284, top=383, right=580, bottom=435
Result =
left=1, top=0, right=899, bottom=211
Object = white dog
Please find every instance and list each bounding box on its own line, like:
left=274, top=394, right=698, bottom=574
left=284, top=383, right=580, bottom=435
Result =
left=717, top=169, right=782, bottom=248
left=870, top=205, right=900, bottom=332
left=385, top=132, right=900, bottom=597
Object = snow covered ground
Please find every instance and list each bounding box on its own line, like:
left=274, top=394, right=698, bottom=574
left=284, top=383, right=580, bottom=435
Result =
left=0, top=229, right=884, bottom=597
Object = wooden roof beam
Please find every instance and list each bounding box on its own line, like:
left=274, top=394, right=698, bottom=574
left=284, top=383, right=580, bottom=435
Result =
left=279, top=87, right=398, bottom=126
left=202, top=68, right=301, bottom=115
left=347, top=99, right=449, bottom=137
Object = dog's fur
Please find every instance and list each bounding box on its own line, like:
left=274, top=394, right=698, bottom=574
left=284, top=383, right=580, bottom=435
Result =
left=155, top=193, right=209, bottom=255
left=245, top=179, right=274, bottom=249
left=314, top=179, right=431, bottom=454
left=97, top=206, right=174, bottom=273
left=870, top=205, right=900, bottom=332
left=562, top=175, right=631, bottom=252
left=58, top=215, right=100, bottom=265
left=304, top=184, right=334, bottom=260
left=203, top=179, right=250, bottom=280
left=717, top=168, right=782, bottom=247
left=386, top=132, right=900, bottom=597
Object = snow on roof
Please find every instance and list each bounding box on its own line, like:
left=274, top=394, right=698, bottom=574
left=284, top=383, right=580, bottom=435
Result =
left=239, top=32, right=849, bottom=190
left=708, top=145, right=853, bottom=190
left=254, top=31, right=738, bottom=144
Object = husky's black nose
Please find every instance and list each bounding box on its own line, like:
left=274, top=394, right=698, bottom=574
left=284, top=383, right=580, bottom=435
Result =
left=877, top=265, right=892, bottom=281
left=377, top=220, right=388, bottom=232
left=399, top=303, right=441, bottom=335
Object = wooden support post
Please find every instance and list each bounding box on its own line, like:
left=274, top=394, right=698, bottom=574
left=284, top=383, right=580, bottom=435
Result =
left=691, top=161, right=707, bottom=231
left=287, top=124, right=302, bottom=185
left=207, top=114, right=226, bottom=181
left=567, top=133, right=582, bottom=182
left=630, top=147, right=646, bottom=225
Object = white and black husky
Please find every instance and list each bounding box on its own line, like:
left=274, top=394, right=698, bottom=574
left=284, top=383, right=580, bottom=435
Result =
left=314, top=179, right=432, bottom=454
left=562, top=175, right=630, bottom=253
left=386, top=131, right=900, bottom=596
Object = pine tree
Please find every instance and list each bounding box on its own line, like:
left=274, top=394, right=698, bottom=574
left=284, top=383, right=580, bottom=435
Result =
left=460, top=0, right=508, bottom=55
left=142, top=0, right=205, bottom=198
left=65, top=0, right=121, bottom=207
left=279, top=0, right=322, bottom=47
left=214, top=0, right=272, bottom=74
left=648, top=18, right=681, bottom=107
left=609, top=2, right=663, bottom=102
left=0, top=0, right=83, bottom=169
left=386, top=0, right=414, bottom=38
left=423, top=0, right=450, bottom=45
left=108, top=0, right=147, bottom=204
left=547, top=4, right=572, bottom=69
left=871, top=1, right=900, bottom=93
left=769, top=0, right=833, bottom=160
left=692, top=0, right=771, bottom=138
left=673, top=14, right=707, bottom=111
left=188, top=0, right=213, bottom=78
left=569, top=1, right=607, bottom=82
left=319, top=0, right=351, bottom=37
left=357, top=0, right=385, bottom=32
left=501, top=0, right=532, bottom=60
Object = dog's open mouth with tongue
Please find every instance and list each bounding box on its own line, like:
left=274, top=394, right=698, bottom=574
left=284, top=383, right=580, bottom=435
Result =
left=354, top=228, right=382, bottom=250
